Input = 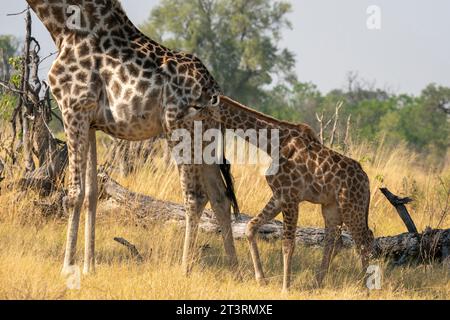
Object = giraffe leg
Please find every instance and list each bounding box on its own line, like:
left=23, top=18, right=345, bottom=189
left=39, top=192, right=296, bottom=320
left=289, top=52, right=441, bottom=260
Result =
left=183, top=213, right=200, bottom=275
left=281, top=202, right=299, bottom=293
left=343, top=182, right=373, bottom=283
left=61, top=116, right=90, bottom=276
left=210, top=201, right=238, bottom=269
left=316, top=203, right=343, bottom=287
left=347, top=219, right=374, bottom=274
left=359, top=230, right=374, bottom=285
left=182, top=200, right=207, bottom=275
left=246, top=197, right=281, bottom=286
left=361, top=229, right=375, bottom=271
left=179, top=167, right=208, bottom=276
left=202, top=166, right=238, bottom=268
left=83, top=129, right=97, bottom=275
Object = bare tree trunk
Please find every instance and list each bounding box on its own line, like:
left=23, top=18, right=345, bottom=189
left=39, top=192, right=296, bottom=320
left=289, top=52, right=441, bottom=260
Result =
left=1, top=8, right=67, bottom=197
left=316, top=103, right=345, bottom=148
left=20, top=9, right=35, bottom=173
left=329, top=102, right=343, bottom=148
left=0, top=47, right=7, bottom=84
left=343, top=115, right=352, bottom=154
left=380, top=188, right=418, bottom=234
left=315, top=112, right=332, bottom=145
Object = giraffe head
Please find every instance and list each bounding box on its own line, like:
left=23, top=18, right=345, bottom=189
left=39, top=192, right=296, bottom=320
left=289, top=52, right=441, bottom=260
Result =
left=172, top=90, right=221, bottom=123
left=159, top=57, right=221, bottom=127
left=181, top=93, right=221, bottom=122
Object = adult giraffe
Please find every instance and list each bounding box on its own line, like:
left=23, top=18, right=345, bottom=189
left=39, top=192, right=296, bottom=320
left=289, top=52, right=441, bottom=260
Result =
left=25, top=0, right=239, bottom=276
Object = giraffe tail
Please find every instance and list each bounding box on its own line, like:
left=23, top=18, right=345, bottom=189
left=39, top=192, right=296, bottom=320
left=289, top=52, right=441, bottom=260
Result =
left=219, top=156, right=240, bottom=222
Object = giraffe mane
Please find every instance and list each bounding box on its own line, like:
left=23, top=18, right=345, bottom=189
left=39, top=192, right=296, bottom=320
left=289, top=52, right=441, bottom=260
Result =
left=219, top=96, right=310, bottom=131
left=111, top=0, right=124, bottom=11
left=219, top=95, right=321, bottom=143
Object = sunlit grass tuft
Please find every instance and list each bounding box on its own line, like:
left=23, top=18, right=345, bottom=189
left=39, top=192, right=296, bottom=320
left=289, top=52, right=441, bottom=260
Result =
left=0, top=136, right=448, bottom=300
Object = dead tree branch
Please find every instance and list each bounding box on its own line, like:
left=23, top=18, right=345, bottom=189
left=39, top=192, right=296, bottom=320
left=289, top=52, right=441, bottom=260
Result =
left=343, top=114, right=352, bottom=153
left=113, top=237, right=144, bottom=263
left=315, top=102, right=345, bottom=148
left=2, top=8, right=68, bottom=196
left=380, top=188, right=418, bottom=234
left=329, top=102, right=343, bottom=148
left=20, top=8, right=35, bottom=173
left=315, top=112, right=332, bottom=144
left=7, top=8, right=29, bottom=16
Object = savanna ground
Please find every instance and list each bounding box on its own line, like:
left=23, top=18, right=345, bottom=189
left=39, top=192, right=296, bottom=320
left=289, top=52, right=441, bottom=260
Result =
left=0, top=133, right=449, bottom=300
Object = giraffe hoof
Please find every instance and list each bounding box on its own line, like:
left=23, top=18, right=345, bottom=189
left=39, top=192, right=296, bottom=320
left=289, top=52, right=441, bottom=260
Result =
left=83, top=266, right=95, bottom=275
left=61, top=265, right=82, bottom=290
left=61, top=265, right=80, bottom=278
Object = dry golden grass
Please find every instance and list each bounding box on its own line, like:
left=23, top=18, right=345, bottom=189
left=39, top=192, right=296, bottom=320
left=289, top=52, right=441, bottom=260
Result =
left=0, top=136, right=449, bottom=300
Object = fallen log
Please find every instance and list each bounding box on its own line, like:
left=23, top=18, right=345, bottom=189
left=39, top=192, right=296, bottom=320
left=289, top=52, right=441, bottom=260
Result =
left=372, top=228, right=450, bottom=265
left=98, top=172, right=450, bottom=265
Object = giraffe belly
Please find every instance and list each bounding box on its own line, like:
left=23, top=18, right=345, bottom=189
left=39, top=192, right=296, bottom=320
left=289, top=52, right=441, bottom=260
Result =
left=94, top=96, right=163, bottom=141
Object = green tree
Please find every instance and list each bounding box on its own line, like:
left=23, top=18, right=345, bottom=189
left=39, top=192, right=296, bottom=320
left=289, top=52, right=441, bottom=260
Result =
left=141, top=0, right=295, bottom=104
left=0, top=35, right=20, bottom=82
left=260, top=81, right=323, bottom=125
left=0, top=36, right=20, bottom=121
left=397, top=85, right=450, bottom=160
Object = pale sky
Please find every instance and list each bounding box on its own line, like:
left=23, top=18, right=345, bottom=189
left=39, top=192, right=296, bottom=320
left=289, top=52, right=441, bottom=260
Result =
left=1, top=0, right=449, bottom=95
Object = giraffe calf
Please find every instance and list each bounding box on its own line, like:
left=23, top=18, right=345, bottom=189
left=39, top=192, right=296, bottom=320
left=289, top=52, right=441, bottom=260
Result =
left=185, top=95, right=375, bottom=291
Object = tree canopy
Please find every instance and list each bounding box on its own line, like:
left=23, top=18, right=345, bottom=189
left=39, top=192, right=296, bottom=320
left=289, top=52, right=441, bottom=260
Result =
left=141, top=0, right=296, bottom=104
left=0, top=35, right=20, bottom=120
left=260, top=79, right=450, bottom=163
left=0, top=35, right=20, bottom=82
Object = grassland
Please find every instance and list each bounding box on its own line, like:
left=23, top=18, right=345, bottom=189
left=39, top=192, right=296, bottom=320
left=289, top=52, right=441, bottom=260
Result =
left=0, top=136, right=449, bottom=300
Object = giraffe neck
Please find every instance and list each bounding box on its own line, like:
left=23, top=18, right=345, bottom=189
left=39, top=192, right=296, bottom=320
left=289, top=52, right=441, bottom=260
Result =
left=217, top=96, right=320, bottom=155
left=26, top=0, right=140, bottom=48
left=218, top=96, right=296, bottom=137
